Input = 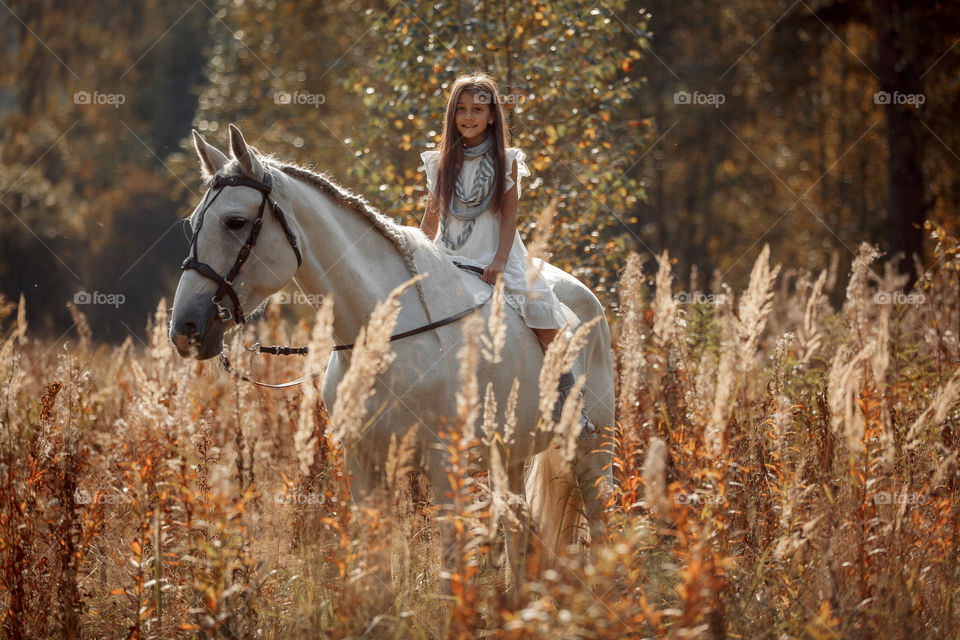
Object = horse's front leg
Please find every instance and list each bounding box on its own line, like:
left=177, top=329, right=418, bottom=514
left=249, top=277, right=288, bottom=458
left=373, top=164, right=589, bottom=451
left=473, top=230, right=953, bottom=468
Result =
left=502, top=462, right=530, bottom=603
left=344, top=448, right=379, bottom=508
left=574, top=427, right=615, bottom=542
left=342, top=449, right=388, bottom=582
left=421, top=449, right=463, bottom=600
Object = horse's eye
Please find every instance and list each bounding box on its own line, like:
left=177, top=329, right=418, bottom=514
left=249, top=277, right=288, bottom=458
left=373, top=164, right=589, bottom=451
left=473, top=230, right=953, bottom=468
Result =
left=225, top=216, right=248, bottom=230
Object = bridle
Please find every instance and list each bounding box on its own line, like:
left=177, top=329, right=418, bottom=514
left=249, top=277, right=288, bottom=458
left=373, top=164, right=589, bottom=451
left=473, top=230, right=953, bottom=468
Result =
left=182, top=170, right=302, bottom=325
left=181, top=168, right=491, bottom=388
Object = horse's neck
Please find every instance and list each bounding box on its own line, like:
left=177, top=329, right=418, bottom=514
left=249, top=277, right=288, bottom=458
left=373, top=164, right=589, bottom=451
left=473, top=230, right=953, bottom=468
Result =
left=283, top=174, right=426, bottom=345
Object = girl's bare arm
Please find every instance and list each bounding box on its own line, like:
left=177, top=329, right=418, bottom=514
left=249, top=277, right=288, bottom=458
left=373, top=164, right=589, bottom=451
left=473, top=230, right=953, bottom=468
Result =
left=483, top=159, right=519, bottom=284
left=421, top=194, right=440, bottom=241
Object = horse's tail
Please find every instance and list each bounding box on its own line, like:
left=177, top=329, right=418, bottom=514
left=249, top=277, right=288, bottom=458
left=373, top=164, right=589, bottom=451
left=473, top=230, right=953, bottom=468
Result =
left=526, top=445, right=585, bottom=560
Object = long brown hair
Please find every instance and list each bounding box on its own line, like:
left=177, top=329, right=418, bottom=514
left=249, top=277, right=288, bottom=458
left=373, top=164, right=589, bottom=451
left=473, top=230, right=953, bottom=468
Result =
left=430, top=73, right=510, bottom=219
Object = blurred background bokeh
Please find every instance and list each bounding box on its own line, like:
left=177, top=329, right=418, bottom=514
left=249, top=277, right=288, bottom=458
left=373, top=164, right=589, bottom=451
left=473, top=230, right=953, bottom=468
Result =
left=1, top=0, right=958, bottom=342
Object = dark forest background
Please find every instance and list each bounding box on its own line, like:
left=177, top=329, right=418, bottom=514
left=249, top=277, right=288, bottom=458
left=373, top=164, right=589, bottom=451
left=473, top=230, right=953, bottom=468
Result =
left=1, top=0, right=958, bottom=343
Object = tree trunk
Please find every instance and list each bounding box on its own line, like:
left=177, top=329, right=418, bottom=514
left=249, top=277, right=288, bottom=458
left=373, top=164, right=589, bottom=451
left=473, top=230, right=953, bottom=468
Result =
left=871, top=0, right=927, bottom=282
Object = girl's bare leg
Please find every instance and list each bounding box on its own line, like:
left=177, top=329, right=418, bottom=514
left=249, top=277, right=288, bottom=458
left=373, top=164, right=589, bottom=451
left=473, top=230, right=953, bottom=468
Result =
left=532, top=327, right=560, bottom=352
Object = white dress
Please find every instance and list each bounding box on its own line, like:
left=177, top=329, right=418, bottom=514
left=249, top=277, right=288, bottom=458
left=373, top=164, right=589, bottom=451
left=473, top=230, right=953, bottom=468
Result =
left=420, top=147, right=571, bottom=330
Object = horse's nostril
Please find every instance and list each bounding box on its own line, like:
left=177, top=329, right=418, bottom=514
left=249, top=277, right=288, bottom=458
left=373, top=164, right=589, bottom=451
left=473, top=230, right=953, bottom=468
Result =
left=183, top=321, right=198, bottom=338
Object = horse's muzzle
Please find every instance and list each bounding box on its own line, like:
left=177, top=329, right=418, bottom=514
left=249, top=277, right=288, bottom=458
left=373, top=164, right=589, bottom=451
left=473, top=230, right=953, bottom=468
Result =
left=169, top=295, right=226, bottom=360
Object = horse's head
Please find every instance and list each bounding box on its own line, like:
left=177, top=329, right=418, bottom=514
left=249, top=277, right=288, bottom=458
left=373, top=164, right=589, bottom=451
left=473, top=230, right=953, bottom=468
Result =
left=170, top=125, right=303, bottom=360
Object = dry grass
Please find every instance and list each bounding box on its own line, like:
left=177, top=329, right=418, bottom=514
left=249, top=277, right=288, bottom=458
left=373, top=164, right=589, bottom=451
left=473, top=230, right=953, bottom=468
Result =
left=2, top=235, right=960, bottom=639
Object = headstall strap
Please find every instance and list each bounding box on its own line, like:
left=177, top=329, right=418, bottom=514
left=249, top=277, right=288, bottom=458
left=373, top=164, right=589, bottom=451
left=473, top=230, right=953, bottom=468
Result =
left=181, top=169, right=300, bottom=326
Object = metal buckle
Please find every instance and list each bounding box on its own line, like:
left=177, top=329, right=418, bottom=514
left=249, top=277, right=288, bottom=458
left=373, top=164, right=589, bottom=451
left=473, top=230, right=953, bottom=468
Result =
left=213, top=298, right=233, bottom=321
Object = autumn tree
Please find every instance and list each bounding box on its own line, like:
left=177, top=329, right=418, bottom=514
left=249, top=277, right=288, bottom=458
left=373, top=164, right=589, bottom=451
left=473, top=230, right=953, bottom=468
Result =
left=0, top=0, right=206, bottom=337
left=183, top=0, right=371, bottom=169
left=629, top=0, right=959, bottom=288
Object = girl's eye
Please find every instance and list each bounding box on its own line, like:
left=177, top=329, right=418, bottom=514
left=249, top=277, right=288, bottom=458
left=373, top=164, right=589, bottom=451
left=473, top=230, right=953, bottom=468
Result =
left=225, top=216, right=248, bottom=230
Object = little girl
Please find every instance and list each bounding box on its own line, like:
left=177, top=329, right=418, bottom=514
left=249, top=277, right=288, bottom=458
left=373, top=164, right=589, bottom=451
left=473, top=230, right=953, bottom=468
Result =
left=419, top=73, right=587, bottom=428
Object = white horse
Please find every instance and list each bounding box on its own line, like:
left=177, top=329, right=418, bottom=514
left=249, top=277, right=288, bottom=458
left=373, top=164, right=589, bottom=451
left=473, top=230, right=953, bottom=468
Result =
left=169, top=124, right=615, bottom=591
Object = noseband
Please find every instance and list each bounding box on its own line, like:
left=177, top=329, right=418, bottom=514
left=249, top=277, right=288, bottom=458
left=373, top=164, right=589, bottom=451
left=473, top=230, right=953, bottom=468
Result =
left=181, top=170, right=302, bottom=324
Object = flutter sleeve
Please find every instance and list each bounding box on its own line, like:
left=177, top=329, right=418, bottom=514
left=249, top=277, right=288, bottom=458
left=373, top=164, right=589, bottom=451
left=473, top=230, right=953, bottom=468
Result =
left=419, top=150, right=441, bottom=195
left=504, top=147, right=531, bottom=196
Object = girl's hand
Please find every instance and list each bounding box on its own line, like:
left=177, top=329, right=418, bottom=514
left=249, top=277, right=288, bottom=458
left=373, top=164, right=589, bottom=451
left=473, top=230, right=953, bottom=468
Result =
left=482, top=258, right=507, bottom=284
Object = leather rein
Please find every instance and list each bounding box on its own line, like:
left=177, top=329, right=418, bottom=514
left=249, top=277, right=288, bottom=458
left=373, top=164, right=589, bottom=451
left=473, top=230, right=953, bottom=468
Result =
left=182, top=169, right=491, bottom=389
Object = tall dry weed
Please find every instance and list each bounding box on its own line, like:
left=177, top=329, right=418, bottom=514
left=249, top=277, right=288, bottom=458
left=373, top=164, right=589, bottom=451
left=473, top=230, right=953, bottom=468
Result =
left=330, top=274, right=424, bottom=444
left=2, top=229, right=960, bottom=638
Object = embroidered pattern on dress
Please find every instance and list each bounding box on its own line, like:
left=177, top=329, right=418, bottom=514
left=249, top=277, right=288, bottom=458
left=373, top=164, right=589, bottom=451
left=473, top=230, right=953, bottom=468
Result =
left=440, top=216, right=476, bottom=251
left=441, top=147, right=495, bottom=250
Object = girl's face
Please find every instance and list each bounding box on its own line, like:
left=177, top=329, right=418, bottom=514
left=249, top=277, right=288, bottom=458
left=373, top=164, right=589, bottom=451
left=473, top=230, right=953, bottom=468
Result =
left=455, top=90, right=494, bottom=145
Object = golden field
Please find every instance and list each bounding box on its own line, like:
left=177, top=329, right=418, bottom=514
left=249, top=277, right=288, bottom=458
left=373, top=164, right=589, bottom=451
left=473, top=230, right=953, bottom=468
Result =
left=1, top=240, right=959, bottom=639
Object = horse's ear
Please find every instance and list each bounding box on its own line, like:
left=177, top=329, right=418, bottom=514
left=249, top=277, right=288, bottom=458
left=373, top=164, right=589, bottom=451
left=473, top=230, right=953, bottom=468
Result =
left=192, top=129, right=228, bottom=178
left=228, top=124, right=265, bottom=181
